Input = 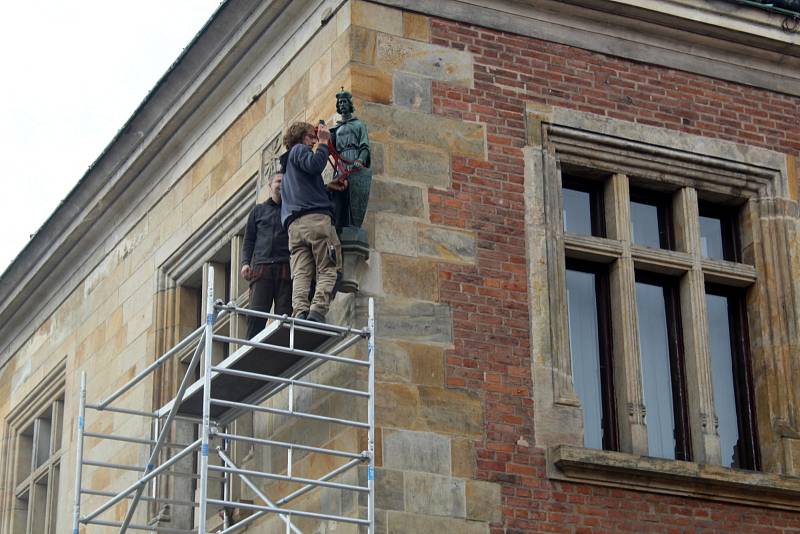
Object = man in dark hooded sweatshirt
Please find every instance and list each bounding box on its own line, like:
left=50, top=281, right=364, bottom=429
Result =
left=280, top=121, right=344, bottom=323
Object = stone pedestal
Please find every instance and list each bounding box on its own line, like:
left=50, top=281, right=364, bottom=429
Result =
left=338, top=226, right=370, bottom=293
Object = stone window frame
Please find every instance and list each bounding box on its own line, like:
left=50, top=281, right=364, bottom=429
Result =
left=524, top=104, right=800, bottom=509
left=0, top=361, right=66, bottom=534
left=151, top=134, right=282, bottom=529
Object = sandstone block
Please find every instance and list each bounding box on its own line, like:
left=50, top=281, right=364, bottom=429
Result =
left=465, top=480, right=502, bottom=523
left=418, top=224, right=477, bottom=264
left=403, top=12, right=430, bottom=42
left=376, top=297, right=452, bottom=343
left=451, top=437, right=476, bottom=478
left=418, top=386, right=483, bottom=437
left=352, top=0, right=403, bottom=36
left=404, top=472, right=466, bottom=517
left=351, top=64, right=393, bottom=105
left=393, top=72, right=432, bottom=114
left=376, top=339, right=413, bottom=384
left=350, top=26, right=377, bottom=65
left=284, top=72, right=309, bottom=123
left=386, top=142, right=449, bottom=188
left=386, top=512, right=489, bottom=534
left=374, top=214, right=418, bottom=257
left=383, top=429, right=451, bottom=475
left=370, top=141, right=385, bottom=175
left=240, top=101, right=284, bottom=165
left=369, top=178, right=427, bottom=219
left=361, top=103, right=485, bottom=158
left=358, top=467, right=405, bottom=510
left=376, top=382, right=421, bottom=429
left=308, top=48, right=332, bottom=99
left=376, top=33, right=473, bottom=87
left=382, top=254, right=438, bottom=301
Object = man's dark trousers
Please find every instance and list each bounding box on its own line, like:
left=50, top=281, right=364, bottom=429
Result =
left=246, top=263, right=291, bottom=339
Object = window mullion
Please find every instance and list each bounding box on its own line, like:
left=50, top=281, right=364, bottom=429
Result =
left=606, top=173, right=648, bottom=455
left=674, top=186, right=721, bottom=464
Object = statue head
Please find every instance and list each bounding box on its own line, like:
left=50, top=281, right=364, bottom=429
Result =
left=336, top=88, right=354, bottom=116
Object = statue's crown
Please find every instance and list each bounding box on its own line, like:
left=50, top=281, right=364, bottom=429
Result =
left=336, top=87, right=353, bottom=100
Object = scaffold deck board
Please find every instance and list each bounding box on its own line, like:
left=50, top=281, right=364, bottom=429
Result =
left=157, top=320, right=335, bottom=419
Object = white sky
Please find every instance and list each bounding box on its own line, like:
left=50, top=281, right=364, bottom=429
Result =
left=0, top=1, right=222, bottom=274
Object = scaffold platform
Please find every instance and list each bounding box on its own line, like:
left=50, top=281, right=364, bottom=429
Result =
left=72, top=266, right=376, bottom=534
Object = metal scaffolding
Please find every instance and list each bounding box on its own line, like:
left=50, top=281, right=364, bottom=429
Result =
left=72, top=266, right=376, bottom=533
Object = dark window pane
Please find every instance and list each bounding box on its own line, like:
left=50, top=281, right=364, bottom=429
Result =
left=631, top=201, right=662, bottom=248
left=563, top=188, right=593, bottom=235
left=566, top=269, right=604, bottom=449
left=636, top=281, right=676, bottom=459
left=699, top=215, right=725, bottom=260
left=706, top=293, right=740, bottom=468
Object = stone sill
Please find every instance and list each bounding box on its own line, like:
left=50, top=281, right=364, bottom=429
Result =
left=549, top=445, right=800, bottom=511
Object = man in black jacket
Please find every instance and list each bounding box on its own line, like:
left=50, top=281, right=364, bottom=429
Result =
left=240, top=172, right=291, bottom=338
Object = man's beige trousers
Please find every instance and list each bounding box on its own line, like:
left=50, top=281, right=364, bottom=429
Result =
left=288, top=213, right=342, bottom=316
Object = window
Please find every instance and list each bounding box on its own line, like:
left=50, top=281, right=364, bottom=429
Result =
left=2, top=366, right=65, bottom=534
left=557, top=165, right=759, bottom=468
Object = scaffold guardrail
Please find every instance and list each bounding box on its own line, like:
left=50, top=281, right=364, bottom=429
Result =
left=72, top=266, right=376, bottom=533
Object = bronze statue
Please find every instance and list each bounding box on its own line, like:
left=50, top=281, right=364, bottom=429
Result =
left=329, top=89, right=371, bottom=230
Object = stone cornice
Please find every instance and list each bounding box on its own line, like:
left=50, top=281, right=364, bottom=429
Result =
left=0, top=0, right=347, bottom=369
left=376, top=0, right=800, bottom=96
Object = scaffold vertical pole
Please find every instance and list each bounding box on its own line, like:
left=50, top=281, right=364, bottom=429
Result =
left=198, top=266, right=216, bottom=533
left=367, top=297, right=376, bottom=534
left=72, top=371, right=87, bottom=534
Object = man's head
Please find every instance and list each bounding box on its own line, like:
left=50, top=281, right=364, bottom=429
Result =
left=336, top=89, right=354, bottom=116
left=268, top=172, right=282, bottom=203
left=283, top=122, right=316, bottom=149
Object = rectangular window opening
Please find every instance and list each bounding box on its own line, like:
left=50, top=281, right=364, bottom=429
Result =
left=699, top=202, right=740, bottom=262
left=706, top=285, right=760, bottom=470
left=630, top=189, right=673, bottom=250
left=562, top=174, right=606, bottom=238
left=566, top=260, right=617, bottom=451
left=635, top=273, right=690, bottom=461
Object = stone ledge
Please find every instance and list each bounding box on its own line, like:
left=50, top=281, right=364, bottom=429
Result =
left=549, top=445, right=800, bottom=511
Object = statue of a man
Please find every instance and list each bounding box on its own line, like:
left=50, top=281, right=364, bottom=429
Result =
left=330, top=89, right=371, bottom=231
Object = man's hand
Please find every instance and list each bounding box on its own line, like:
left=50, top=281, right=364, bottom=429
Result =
left=327, top=177, right=348, bottom=192
left=316, top=123, right=331, bottom=144
left=240, top=264, right=251, bottom=280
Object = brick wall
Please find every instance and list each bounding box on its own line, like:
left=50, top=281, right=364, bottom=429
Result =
left=429, top=17, right=800, bottom=534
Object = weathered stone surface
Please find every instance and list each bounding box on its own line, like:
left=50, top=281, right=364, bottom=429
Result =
left=393, top=72, right=432, bottom=114
left=370, top=141, right=385, bottom=175
left=386, top=142, right=449, bottom=187
left=376, top=382, right=421, bottom=429
left=240, top=99, right=284, bottom=164
left=350, top=26, right=377, bottom=65
left=374, top=214, right=419, bottom=256
left=369, top=178, right=427, bottom=219
left=376, top=339, right=444, bottom=386
left=284, top=72, right=309, bottom=122
left=308, top=48, right=332, bottom=99
left=386, top=512, right=489, bottom=534
left=358, top=467, right=405, bottom=510
left=352, top=0, right=403, bottom=36
left=405, top=472, right=466, bottom=517
left=465, top=480, right=502, bottom=523
left=351, top=64, right=393, bottom=105
left=361, top=102, right=485, bottom=158
left=418, top=386, right=483, bottom=437
left=451, top=437, right=476, bottom=478
left=377, top=297, right=452, bottom=343
left=376, top=33, right=473, bottom=87
left=384, top=429, right=451, bottom=475
left=382, top=254, right=439, bottom=301
left=418, top=224, right=477, bottom=263
left=403, top=12, right=430, bottom=42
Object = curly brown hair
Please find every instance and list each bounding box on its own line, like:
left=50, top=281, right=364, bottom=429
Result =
left=283, top=121, right=315, bottom=149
